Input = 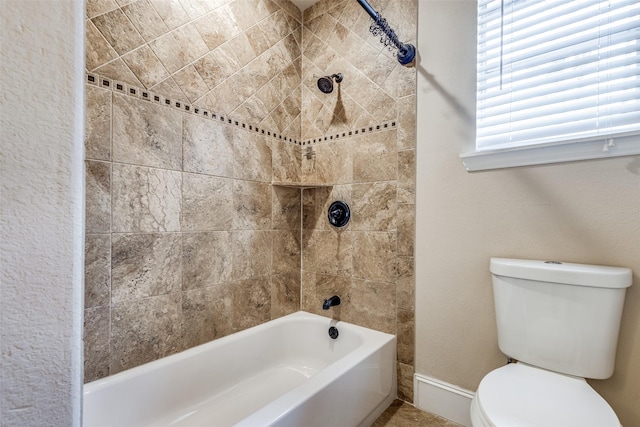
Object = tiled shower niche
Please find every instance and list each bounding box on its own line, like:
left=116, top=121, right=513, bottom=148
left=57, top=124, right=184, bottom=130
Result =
left=84, top=0, right=416, bottom=402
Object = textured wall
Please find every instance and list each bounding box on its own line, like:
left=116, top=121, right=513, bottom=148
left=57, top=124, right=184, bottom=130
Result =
left=1, top=1, right=84, bottom=425
left=415, top=2, right=640, bottom=426
left=86, top=0, right=302, bottom=138
left=299, top=0, right=417, bottom=402
left=84, top=81, right=301, bottom=381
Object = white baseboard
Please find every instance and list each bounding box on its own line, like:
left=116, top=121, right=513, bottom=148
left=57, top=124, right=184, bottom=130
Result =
left=414, top=374, right=475, bottom=427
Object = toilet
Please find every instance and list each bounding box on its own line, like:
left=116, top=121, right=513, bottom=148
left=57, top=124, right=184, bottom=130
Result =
left=471, top=258, right=632, bottom=427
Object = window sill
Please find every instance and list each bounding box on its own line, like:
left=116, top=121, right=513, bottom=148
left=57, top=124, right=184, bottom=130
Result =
left=460, top=134, right=640, bottom=172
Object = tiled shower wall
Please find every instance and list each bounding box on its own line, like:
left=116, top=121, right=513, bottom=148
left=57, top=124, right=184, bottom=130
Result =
left=84, top=0, right=416, bottom=401
left=298, top=0, right=417, bottom=402
left=86, top=0, right=302, bottom=138
left=84, top=82, right=302, bottom=381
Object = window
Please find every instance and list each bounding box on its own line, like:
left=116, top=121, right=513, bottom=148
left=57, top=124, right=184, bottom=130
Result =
left=461, top=0, right=640, bottom=171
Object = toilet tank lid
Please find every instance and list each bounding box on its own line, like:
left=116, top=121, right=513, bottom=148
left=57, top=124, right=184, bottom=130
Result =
left=490, top=258, right=632, bottom=289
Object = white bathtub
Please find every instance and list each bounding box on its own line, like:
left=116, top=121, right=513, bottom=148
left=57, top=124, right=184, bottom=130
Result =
left=83, top=311, right=397, bottom=427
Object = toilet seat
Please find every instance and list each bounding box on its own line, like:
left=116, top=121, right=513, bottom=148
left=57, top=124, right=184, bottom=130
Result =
left=473, top=363, right=621, bottom=427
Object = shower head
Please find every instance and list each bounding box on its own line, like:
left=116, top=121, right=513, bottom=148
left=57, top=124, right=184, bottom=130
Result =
left=317, top=73, right=343, bottom=94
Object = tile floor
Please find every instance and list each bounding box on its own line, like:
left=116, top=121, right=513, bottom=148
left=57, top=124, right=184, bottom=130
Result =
left=373, top=400, right=463, bottom=427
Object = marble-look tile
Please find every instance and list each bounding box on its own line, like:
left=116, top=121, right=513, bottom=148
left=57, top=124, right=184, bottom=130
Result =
left=149, top=76, right=187, bottom=102
left=397, top=362, right=414, bottom=403
left=397, top=204, right=415, bottom=257
left=111, top=233, right=182, bottom=304
left=194, top=5, right=242, bottom=51
left=398, top=95, right=417, bottom=150
left=300, top=270, right=317, bottom=314
left=345, top=279, right=396, bottom=334
left=397, top=309, right=415, bottom=365
left=315, top=139, right=353, bottom=184
left=271, top=140, right=301, bottom=184
left=85, top=234, right=111, bottom=309
left=373, top=400, right=463, bottom=427
left=112, top=164, right=182, bottom=232
left=272, top=186, right=301, bottom=230
left=304, top=229, right=353, bottom=277
left=112, top=93, right=182, bottom=169
left=121, top=0, right=169, bottom=42
left=233, top=180, right=272, bottom=230
left=85, top=161, right=111, bottom=234
left=233, top=132, right=272, bottom=182
left=84, top=306, right=110, bottom=382
left=149, top=0, right=191, bottom=30
left=94, top=58, right=143, bottom=87
left=272, top=229, right=300, bottom=275
left=182, top=232, right=233, bottom=290
left=173, top=65, right=210, bottom=103
left=91, top=8, right=145, bottom=55
left=193, top=49, right=241, bottom=91
left=85, top=85, right=111, bottom=161
left=228, top=0, right=258, bottom=31
left=149, top=32, right=191, bottom=75
left=86, top=20, right=118, bottom=71
left=271, top=273, right=301, bottom=318
left=183, top=114, right=235, bottom=177
left=351, top=181, right=397, bottom=231
left=396, top=256, right=415, bottom=311
left=353, top=130, right=398, bottom=182
left=301, top=187, right=317, bottom=230
left=182, top=285, right=234, bottom=348
left=86, top=0, right=118, bottom=18
left=398, top=149, right=415, bottom=204
left=232, top=277, right=271, bottom=330
left=121, top=45, right=170, bottom=89
left=353, top=231, right=397, bottom=283
left=226, top=34, right=258, bottom=69
left=178, top=0, right=220, bottom=20
left=181, top=173, right=233, bottom=231
left=181, top=287, right=216, bottom=348
left=110, top=293, right=184, bottom=374
left=232, top=230, right=272, bottom=280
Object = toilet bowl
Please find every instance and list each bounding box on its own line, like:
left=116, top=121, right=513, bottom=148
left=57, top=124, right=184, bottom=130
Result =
left=471, top=258, right=632, bottom=427
left=470, top=363, right=621, bottom=427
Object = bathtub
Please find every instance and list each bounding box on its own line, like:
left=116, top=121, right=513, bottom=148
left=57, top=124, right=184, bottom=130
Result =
left=83, top=311, right=397, bottom=427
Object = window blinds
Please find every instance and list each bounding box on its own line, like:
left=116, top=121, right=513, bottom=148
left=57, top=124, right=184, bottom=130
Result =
left=476, top=0, right=640, bottom=151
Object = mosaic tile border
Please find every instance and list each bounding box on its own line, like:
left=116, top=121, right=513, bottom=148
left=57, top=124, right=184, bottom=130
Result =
left=87, top=73, right=397, bottom=146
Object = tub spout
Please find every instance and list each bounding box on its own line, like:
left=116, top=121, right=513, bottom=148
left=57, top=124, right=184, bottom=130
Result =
left=323, top=295, right=341, bottom=310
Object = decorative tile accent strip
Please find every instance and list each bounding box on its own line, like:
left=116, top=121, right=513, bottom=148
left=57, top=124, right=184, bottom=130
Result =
left=87, top=72, right=397, bottom=146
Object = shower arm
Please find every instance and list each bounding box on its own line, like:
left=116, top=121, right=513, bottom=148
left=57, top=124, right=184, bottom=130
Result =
left=356, top=0, right=416, bottom=66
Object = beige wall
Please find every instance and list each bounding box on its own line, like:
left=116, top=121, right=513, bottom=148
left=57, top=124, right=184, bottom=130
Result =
left=299, top=0, right=417, bottom=401
left=415, top=1, right=640, bottom=426
left=84, top=82, right=302, bottom=382
left=1, top=0, right=84, bottom=425
left=86, top=0, right=302, bottom=138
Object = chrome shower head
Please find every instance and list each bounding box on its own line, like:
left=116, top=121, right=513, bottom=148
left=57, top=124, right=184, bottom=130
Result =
left=317, top=73, right=343, bottom=94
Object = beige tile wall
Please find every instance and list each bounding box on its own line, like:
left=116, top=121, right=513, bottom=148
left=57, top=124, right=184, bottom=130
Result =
left=84, top=82, right=301, bottom=381
left=298, top=0, right=417, bottom=402
left=86, top=0, right=303, bottom=139
left=84, top=0, right=417, bottom=402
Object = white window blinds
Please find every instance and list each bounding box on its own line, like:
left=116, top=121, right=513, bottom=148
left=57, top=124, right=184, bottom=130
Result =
left=476, top=0, right=640, bottom=151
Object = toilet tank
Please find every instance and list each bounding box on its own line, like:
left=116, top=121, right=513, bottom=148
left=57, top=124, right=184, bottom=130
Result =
left=490, top=258, right=632, bottom=379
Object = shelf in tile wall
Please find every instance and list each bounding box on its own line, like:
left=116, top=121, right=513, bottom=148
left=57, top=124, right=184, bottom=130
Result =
left=271, top=182, right=335, bottom=189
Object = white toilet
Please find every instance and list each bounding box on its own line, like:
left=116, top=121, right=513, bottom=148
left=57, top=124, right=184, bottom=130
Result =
left=471, top=258, right=632, bottom=427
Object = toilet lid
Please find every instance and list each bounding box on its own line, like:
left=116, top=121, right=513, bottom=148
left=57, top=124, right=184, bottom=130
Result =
left=476, top=363, right=620, bottom=427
